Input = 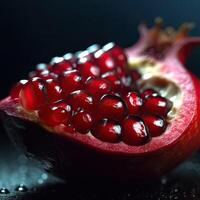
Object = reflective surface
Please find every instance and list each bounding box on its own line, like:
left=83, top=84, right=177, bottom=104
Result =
left=1, top=129, right=200, bottom=200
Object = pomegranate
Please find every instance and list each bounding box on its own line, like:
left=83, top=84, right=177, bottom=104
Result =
left=1, top=20, right=200, bottom=180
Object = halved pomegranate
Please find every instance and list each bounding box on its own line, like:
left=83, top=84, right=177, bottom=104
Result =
left=1, top=20, right=200, bottom=180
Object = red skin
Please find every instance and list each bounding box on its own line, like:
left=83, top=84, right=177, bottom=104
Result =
left=0, top=24, right=200, bottom=181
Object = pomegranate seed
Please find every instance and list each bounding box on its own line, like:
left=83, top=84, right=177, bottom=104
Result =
left=142, top=115, right=167, bottom=137
left=77, top=60, right=100, bottom=81
left=143, top=96, right=172, bottom=116
left=67, top=90, right=94, bottom=112
left=96, top=94, right=127, bottom=121
left=38, top=70, right=58, bottom=81
left=19, top=77, right=46, bottom=111
left=91, top=119, right=122, bottom=143
left=122, top=116, right=149, bottom=146
left=72, top=110, right=94, bottom=134
left=124, top=92, right=143, bottom=115
left=104, top=43, right=127, bottom=70
left=51, top=60, right=73, bottom=74
left=130, top=69, right=141, bottom=82
left=44, top=79, right=63, bottom=104
left=95, top=50, right=116, bottom=73
left=85, top=78, right=111, bottom=100
left=141, top=89, right=159, bottom=99
left=102, top=71, right=121, bottom=92
left=38, top=101, right=72, bottom=126
left=59, top=70, right=82, bottom=96
left=10, top=80, right=28, bottom=99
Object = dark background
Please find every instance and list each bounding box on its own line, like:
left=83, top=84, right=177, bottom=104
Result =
left=1, top=0, right=200, bottom=199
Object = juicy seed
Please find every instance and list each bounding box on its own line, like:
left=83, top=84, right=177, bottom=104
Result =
left=38, top=70, right=58, bottom=81
left=124, top=92, right=143, bottom=115
left=102, top=71, right=121, bottom=92
left=67, top=90, right=94, bottom=112
left=51, top=60, right=73, bottom=74
left=141, top=89, right=159, bottom=99
left=59, top=70, right=82, bottom=96
left=97, top=94, right=127, bottom=121
left=72, top=110, right=94, bottom=134
left=77, top=60, right=100, bottom=81
left=95, top=50, right=116, bottom=73
left=142, top=115, right=167, bottom=137
left=122, top=116, right=149, bottom=146
left=85, top=78, right=111, bottom=100
left=107, top=44, right=127, bottom=70
left=19, top=77, right=46, bottom=111
left=143, top=96, right=172, bottom=116
left=44, top=79, right=63, bottom=104
left=91, top=119, right=122, bottom=143
left=10, top=80, right=28, bottom=99
left=38, top=101, right=72, bottom=126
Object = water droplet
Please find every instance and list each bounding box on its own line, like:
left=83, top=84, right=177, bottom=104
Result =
left=15, top=184, right=28, bottom=192
left=0, top=188, right=10, bottom=194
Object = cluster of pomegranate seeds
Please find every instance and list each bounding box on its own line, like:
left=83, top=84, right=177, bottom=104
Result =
left=10, top=43, right=173, bottom=146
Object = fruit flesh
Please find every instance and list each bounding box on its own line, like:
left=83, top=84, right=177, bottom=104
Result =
left=1, top=21, right=200, bottom=180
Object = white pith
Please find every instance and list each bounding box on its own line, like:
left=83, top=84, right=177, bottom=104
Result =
left=128, top=56, right=182, bottom=121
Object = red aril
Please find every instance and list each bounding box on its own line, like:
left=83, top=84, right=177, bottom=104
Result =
left=91, top=119, right=122, bottom=143
left=19, top=77, right=46, bottom=111
left=142, top=114, right=167, bottom=137
left=67, top=90, right=94, bottom=112
left=103, top=42, right=127, bottom=70
left=71, top=110, right=94, bottom=134
left=94, top=50, right=116, bottom=73
left=85, top=78, right=111, bottom=100
left=10, top=80, right=28, bottom=99
left=38, top=101, right=72, bottom=126
left=122, top=116, right=149, bottom=146
left=101, top=71, right=121, bottom=92
left=96, top=94, right=126, bottom=121
left=143, top=96, right=172, bottom=116
left=44, top=79, right=63, bottom=104
left=77, top=60, right=100, bottom=81
left=59, top=70, right=82, bottom=96
left=124, top=91, right=143, bottom=115
left=141, top=88, right=159, bottom=99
